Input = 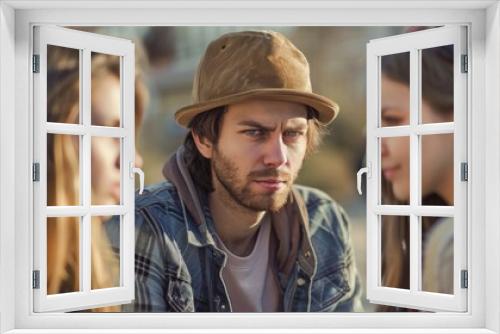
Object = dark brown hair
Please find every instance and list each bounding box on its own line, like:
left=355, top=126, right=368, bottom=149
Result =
left=381, top=45, right=454, bottom=114
left=183, top=104, right=326, bottom=193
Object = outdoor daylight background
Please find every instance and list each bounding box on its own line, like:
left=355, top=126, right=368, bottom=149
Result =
left=77, top=26, right=408, bottom=311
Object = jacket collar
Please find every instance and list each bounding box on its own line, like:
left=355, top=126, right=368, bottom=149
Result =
left=162, top=145, right=317, bottom=279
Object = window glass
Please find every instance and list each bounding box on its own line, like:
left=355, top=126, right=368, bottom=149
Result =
left=381, top=215, right=410, bottom=290
left=47, top=45, right=80, bottom=124
left=420, top=45, right=454, bottom=124
left=421, top=217, right=454, bottom=294
left=381, top=137, right=410, bottom=205
left=91, top=52, right=122, bottom=128
left=91, top=215, right=121, bottom=290
left=91, top=137, right=122, bottom=206
left=47, top=134, right=81, bottom=206
left=47, top=217, right=81, bottom=294
left=421, top=134, right=454, bottom=206
left=380, top=52, right=410, bottom=127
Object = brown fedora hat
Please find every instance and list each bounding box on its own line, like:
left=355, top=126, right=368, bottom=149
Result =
left=175, top=30, right=339, bottom=127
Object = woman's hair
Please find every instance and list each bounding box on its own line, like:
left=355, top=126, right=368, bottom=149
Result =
left=381, top=44, right=454, bottom=114
left=183, top=105, right=327, bottom=194
left=46, top=46, right=148, bottom=311
left=378, top=40, right=454, bottom=311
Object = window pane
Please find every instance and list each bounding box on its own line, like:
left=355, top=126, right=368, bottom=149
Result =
left=380, top=52, right=410, bottom=127
left=47, top=134, right=81, bottom=206
left=380, top=137, right=410, bottom=205
left=421, top=134, right=454, bottom=206
left=381, top=215, right=410, bottom=289
left=422, top=216, right=454, bottom=294
left=91, top=215, right=121, bottom=290
left=47, top=217, right=80, bottom=294
left=47, top=45, right=80, bottom=124
left=91, top=52, right=121, bottom=128
left=420, top=45, right=454, bottom=124
left=91, top=136, right=121, bottom=205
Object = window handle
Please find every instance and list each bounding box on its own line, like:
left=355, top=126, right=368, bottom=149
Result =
left=130, top=162, right=145, bottom=195
left=356, top=163, right=371, bottom=195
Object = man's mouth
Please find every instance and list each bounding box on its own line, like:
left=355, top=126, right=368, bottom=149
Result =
left=253, top=179, right=286, bottom=191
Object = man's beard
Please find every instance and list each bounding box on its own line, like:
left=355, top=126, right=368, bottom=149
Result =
left=211, top=148, right=295, bottom=213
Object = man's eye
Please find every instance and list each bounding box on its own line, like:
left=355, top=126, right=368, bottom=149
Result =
left=244, top=129, right=265, bottom=137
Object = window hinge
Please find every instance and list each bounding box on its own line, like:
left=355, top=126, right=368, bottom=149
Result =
left=461, top=270, right=468, bottom=289
left=461, top=54, right=468, bottom=73
left=32, top=55, right=40, bottom=73
left=32, top=270, right=40, bottom=289
left=33, top=163, right=40, bottom=182
left=461, top=162, right=468, bottom=182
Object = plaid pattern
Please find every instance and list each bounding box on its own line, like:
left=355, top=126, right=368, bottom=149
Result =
left=106, top=181, right=363, bottom=312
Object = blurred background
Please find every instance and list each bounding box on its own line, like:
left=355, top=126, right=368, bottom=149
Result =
left=74, top=26, right=410, bottom=311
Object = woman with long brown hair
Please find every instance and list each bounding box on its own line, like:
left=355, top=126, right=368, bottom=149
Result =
left=46, top=45, right=148, bottom=311
left=378, top=42, right=454, bottom=311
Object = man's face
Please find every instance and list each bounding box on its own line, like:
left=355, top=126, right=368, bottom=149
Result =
left=209, top=99, right=309, bottom=212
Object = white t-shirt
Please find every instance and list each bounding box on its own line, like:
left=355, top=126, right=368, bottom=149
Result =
left=214, top=214, right=281, bottom=312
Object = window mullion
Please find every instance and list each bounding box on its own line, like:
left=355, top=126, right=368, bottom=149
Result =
left=415, top=122, right=454, bottom=135
left=374, top=205, right=454, bottom=217
left=81, top=48, right=92, bottom=294
left=121, top=45, right=135, bottom=292
left=45, top=122, right=127, bottom=138
left=409, top=48, right=421, bottom=293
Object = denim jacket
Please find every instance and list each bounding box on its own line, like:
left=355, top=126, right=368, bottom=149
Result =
left=109, top=149, right=363, bottom=312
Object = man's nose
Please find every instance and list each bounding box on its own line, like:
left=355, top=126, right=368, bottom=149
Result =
left=263, top=135, right=288, bottom=168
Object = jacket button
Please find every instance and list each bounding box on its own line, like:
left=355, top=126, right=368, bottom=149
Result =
left=220, top=304, right=227, bottom=311
left=297, top=277, right=306, bottom=286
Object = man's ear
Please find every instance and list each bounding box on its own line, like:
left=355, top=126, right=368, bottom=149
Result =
left=191, top=131, right=214, bottom=159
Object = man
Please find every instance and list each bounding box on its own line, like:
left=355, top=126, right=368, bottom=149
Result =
left=125, top=30, right=362, bottom=312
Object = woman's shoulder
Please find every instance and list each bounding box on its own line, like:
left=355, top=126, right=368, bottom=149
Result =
left=423, top=217, right=454, bottom=294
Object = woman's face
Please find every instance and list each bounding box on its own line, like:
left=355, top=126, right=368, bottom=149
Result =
left=380, top=75, right=454, bottom=204
left=91, top=73, right=143, bottom=205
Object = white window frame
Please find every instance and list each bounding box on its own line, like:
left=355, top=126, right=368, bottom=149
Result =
left=0, top=1, right=499, bottom=333
left=365, top=26, right=468, bottom=312
left=32, top=25, right=136, bottom=312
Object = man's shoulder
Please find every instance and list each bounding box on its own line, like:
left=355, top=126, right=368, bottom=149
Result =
left=134, top=181, right=188, bottom=235
left=292, top=184, right=344, bottom=214
left=105, top=181, right=180, bottom=254
left=132, top=181, right=190, bottom=249
left=293, top=184, right=352, bottom=252
left=135, top=180, right=178, bottom=211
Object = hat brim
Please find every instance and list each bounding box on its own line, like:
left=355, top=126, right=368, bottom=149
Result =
left=174, top=88, right=339, bottom=128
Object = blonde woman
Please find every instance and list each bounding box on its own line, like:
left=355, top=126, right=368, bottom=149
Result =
left=46, top=46, right=148, bottom=311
